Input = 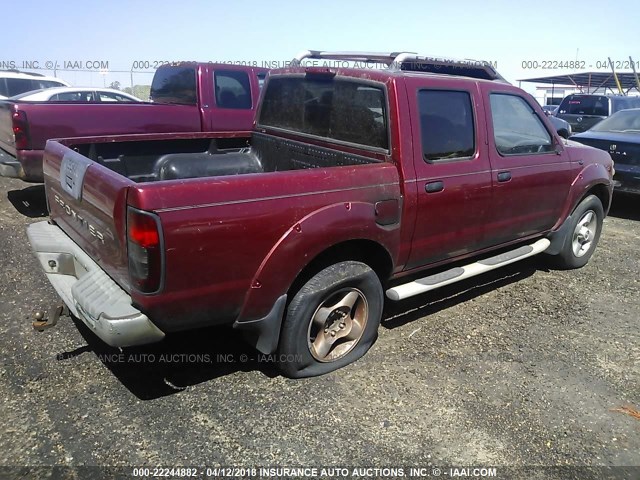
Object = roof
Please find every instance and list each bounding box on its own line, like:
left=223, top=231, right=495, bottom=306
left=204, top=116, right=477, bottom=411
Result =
left=290, top=50, right=509, bottom=83
left=519, top=71, right=640, bottom=94
left=0, top=69, right=65, bottom=82
left=11, top=87, right=141, bottom=101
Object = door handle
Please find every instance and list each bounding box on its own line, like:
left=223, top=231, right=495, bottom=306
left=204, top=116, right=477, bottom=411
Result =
left=425, top=181, right=444, bottom=193
left=497, top=171, right=512, bottom=182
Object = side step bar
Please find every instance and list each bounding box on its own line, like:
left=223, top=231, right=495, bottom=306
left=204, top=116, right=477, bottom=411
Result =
left=386, top=238, right=551, bottom=301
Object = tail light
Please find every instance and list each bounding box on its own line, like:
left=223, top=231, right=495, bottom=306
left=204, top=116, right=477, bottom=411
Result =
left=12, top=109, right=31, bottom=150
left=127, top=207, right=163, bottom=293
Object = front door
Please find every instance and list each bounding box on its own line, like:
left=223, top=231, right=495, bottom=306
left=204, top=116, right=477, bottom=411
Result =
left=481, top=87, right=572, bottom=246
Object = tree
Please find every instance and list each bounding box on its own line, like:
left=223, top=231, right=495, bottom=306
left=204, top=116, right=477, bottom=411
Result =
left=124, top=85, right=151, bottom=101
left=109, top=81, right=121, bottom=90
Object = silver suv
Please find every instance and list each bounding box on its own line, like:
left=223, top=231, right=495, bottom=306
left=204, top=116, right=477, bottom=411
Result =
left=0, top=70, right=70, bottom=100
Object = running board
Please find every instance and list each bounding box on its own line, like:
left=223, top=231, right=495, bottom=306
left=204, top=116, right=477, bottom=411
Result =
left=386, top=238, right=551, bottom=301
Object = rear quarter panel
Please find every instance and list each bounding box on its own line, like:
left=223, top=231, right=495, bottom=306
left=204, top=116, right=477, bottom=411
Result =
left=128, top=163, right=402, bottom=331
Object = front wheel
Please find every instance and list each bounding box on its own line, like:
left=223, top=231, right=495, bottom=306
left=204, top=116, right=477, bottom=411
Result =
left=551, top=194, right=604, bottom=269
left=278, top=261, right=383, bottom=378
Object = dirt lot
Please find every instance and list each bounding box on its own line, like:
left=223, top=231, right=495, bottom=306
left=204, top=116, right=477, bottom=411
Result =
left=0, top=176, right=638, bottom=479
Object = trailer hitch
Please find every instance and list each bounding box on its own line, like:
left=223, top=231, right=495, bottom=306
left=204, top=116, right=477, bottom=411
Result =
left=32, top=305, right=69, bottom=332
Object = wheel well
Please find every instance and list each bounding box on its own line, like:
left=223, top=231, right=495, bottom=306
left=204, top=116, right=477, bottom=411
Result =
left=586, top=184, right=611, bottom=213
left=287, top=240, right=393, bottom=298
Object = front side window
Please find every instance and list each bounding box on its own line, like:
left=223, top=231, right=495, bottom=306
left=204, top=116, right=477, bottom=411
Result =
left=259, top=76, right=388, bottom=150
left=418, top=90, right=475, bottom=161
left=214, top=70, right=252, bottom=109
left=490, top=94, right=554, bottom=155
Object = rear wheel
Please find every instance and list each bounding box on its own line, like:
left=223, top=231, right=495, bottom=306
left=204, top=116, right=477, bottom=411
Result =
left=552, top=195, right=604, bottom=269
left=278, top=261, right=383, bottom=378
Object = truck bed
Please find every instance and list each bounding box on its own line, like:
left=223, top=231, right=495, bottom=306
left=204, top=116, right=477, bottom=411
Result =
left=69, top=132, right=383, bottom=183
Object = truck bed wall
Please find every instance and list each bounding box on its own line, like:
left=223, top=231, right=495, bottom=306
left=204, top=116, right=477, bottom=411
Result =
left=1, top=101, right=202, bottom=153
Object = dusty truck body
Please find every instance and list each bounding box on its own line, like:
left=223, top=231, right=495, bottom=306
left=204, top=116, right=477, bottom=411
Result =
left=28, top=51, right=614, bottom=377
left=0, top=63, right=267, bottom=182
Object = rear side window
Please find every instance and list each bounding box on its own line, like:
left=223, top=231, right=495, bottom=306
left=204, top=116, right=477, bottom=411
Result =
left=259, top=76, right=388, bottom=150
left=150, top=67, right=197, bottom=105
left=39, top=80, right=66, bottom=89
left=490, top=94, right=554, bottom=155
left=5, top=78, right=38, bottom=97
left=214, top=70, right=252, bottom=109
left=418, top=90, right=475, bottom=161
left=53, top=91, right=95, bottom=101
left=613, top=96, right=640, bottom=112
left=2, top=78, right=66, bottom=97
left=558, top=95, right=609, bottom=116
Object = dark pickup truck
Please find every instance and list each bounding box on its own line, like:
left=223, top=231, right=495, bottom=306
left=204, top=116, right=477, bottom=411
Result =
left=28, top=51, right=614, bottom=378
left=0, top=63, right=267, bottom=182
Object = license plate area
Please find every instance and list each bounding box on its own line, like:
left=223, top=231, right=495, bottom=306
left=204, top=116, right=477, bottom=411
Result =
left=60, top=152, right=92, bottom=201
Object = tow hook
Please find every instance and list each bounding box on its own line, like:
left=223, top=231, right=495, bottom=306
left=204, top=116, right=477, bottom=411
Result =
left=32, top=305, right=69, bottom=332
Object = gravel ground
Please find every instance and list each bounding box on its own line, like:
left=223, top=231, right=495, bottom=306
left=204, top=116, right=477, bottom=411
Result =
left=0, top=177, right=638, bottom=480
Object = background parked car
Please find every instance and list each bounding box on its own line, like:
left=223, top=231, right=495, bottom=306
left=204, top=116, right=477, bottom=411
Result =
left=10, top=87, right=141, bottom=102
left=542, top=104, right=558, bottom=115
left=0, top=70, right=70, bottom=100
left=570, top=108, right=640, bottom=194
left=556, top=94, right=640, bottom=133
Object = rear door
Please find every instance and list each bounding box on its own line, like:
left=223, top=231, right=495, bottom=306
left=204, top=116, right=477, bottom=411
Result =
left=404, top=77, right=493, bottom=269
left=482, top=86, right=572, bottom=246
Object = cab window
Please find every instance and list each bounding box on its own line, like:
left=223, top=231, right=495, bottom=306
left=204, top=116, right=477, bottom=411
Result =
left=490, top=94, right=554, bottom=155
left=418, top=90, right=475, bottom=162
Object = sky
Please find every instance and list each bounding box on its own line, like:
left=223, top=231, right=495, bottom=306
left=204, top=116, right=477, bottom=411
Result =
left=1, top=0, right=639, bottom=96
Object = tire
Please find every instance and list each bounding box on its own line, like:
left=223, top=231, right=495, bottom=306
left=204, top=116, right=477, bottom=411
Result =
left=552, top=194, right=604, bottom=269
left=278, top=261, right=384, bottom=378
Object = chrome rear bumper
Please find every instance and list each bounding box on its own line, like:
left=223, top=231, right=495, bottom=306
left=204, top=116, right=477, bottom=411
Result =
left=27, top=221, right=165, bottom=347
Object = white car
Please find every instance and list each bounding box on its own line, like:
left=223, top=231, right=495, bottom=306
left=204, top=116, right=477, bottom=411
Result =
left=11, top=87, right=141, bottom=102
left=0, top=71, right=70, bottom=100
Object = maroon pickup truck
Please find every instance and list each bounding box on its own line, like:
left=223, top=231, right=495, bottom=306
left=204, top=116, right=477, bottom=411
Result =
left=27, top=51, right=614, bottom=378
left=0, top=63, right=267, bottom=182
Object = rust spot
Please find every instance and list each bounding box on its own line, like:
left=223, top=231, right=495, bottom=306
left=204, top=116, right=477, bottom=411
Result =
left=294, top=224, right=302, bottom=233
left=610, top=405, right=640, bottom=421
left=345, top=202, right=351, bottom=211
left=251, top=280, right=262, bottom=289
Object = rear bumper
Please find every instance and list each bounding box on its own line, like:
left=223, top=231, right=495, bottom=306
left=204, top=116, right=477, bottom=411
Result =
left=0, top=149, right=44, bottom=182
left=27, top=221, right=165, bottom=347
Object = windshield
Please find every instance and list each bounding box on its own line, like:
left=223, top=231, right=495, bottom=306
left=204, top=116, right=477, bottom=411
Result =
left=558, top=95, right=609, bottom=116
left=590, top=109, right=640, bottom=132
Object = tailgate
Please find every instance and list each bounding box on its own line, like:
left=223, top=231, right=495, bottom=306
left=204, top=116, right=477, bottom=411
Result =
left=43, top=140, right=134, bottom=292
left=557, top=114, right=605, bottom=133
